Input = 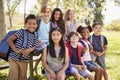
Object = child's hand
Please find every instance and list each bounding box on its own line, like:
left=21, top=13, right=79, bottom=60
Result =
left=77, top=65, right=83, bottom=70
left=23, top=48, right=32, bottom=55
left=98, top=52, right=104, bottom=56
left=81, top=65, right=87, bottom=70
left=38, top=40, right=44, bottom=46
left=50, top=71, right=56, bottom=80
left=14, top=49, right=22, bottom=54
left=56, top=71, right=63, bottom=80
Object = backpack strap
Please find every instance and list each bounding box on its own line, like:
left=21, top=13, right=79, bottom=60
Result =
left=36, top=19, right=41, bottom=31
left=65, top=42, right=82, bottom=64
left=79, top=40, right=91, bottom=56
left=89, top=35, right=93, bottom=45
left=22, top=29, right=27, bottom=48
left=77, top=43, right=82, bottom=64
left=65, top=42, right=72, bottom=59
left=89, top=34, right=104, bottom=47
left=79, top=40, right=86, bottom=56
left=101, top=35, right=104, bottom=47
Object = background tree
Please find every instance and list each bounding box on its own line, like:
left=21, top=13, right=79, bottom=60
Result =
left=6, top=0, right=21, bottom=27
left=112, top=0, right=120, bottom=6
left=87, top=0, right=106, bottom=25
left=0, top=0, right=6, bottom=41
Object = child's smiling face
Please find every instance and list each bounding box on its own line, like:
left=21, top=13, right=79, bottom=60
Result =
left=25, top=19, right=37, bottom=33
left=80, top=28, right=90, bottom=40
left=92, top=24, right=102, bottom=35
left=51, top=30, right=62, bottom=44
left=70, top=34, right=79, bottom=43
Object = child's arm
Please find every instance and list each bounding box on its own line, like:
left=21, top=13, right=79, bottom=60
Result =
left=100, top=44, right=108, bottom=56
left=42, top=47, right=56, bottom=79
left=23, top=46, right=36, bottom=55
left=7, top=34, right=20, bottom=54
left=72, top=64, right=83, bottom=70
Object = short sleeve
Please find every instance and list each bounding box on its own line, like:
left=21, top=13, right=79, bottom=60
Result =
left=14, top=29, right=23, bottom=38
left=103, top=36, right=108, bottom=45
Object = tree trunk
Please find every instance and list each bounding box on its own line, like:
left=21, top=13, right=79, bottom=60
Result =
left=24, top=0, right=27, bottom=25
left=9, top=16, right=12, bottom=27
left=0, top=0, right=6, bottom=41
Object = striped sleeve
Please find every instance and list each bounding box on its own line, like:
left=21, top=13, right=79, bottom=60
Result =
left=14, top=29, right=23, bottom=38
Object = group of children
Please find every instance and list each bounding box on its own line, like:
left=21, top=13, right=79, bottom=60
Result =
left=6, top=5, right=108, bottom=80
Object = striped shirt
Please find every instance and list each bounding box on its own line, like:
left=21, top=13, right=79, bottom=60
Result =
left=9, top=29, right=38, bottom=62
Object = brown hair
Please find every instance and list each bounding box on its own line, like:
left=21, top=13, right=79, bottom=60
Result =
left=41, top=5, right=52, bottom=13
left=92, top=22, right=101, bottom=28
left=67, top=31, right=79, bottom=40
left=64, top=9, right=74, bottom=23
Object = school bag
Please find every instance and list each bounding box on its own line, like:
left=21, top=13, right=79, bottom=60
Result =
left=89, top=34, right=104, bottom=47
left=0, top=29, right=29, bottom=61
left=79, top=39, right=91, bottom=56
left=65, top=42, right=83, bottom=74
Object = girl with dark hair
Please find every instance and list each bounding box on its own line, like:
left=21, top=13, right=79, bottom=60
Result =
left=42, top=28, right=69, bottom=80
left=77, top=25, right=103, bottom=80
left=50, top=8, right=65, bottom=34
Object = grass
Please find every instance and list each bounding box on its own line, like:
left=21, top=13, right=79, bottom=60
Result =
left=0, top=30, right=120, bottom=80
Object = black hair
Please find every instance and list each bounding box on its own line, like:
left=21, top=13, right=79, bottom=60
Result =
left=49, top=28, right=65, bottom=59
left=92, top=22, right=101, bottom=28
left=67, top=31, right=79, bottom=40
left=77, top=25, right=92, bottom=34
left=50, top=8, right=65, bottom=34
left=25, top=14, right=37, bottom=24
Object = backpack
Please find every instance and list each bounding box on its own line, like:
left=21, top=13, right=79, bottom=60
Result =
left=0, top=29, right=29, bottom=61
left=79, top=39, right=91, bottom=56
left=89, top=34, right=104, bottom=47
left=65, top=42, right=83, bottom=75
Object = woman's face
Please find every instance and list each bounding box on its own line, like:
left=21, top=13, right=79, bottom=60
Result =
left=54, top=11, right=61, bottom=21
left=51, top=30, right=62, bottom=44
left=68, top=10, right=75, bottom=20
left=81, top=28, right=90, bottom=40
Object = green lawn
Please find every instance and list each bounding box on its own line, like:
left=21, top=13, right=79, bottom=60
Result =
left=103, top=31, right=120, bottom=80
left=0, top=31, right=120, bottom=80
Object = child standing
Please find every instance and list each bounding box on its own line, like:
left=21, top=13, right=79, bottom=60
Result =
left=64, top=9, right=79, bottom=41
left=42, top=28, right=69, bottom=80
left=50, top=8, right=65, bottom=35
left=7, top=14, right=38, bottom=80
left=66, top=32, right=94, bottom=80
left=77, top=25, right=103, bottom=80
left=37, top=5, right=53, bottom=46
left=89, top=22, right=108, bottom=80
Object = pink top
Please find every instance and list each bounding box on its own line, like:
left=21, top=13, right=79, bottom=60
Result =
left=81, top=40, right=92, bottom=61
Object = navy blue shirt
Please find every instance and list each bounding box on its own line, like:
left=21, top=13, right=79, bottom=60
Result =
left=88, top=34, right=108, bottom=52
left=70, top=45, right=82, bottom=65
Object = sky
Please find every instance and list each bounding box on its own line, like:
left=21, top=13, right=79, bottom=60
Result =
left=13, top=0, right=120, bottom=25
left=103, top=0, right=120, bottom=25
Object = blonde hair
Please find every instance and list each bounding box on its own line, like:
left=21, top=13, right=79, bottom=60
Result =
left=41, top=5, right=52, bottom=13
left=64, top=9, right=74, bottom=23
